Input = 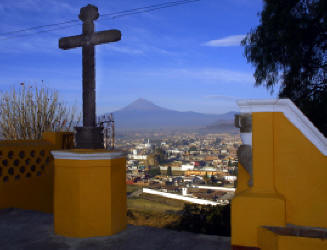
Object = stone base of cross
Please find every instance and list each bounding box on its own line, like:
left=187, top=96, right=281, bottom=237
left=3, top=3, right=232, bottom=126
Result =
left=75, top=127, right=104, bottom=149
left=58, top=4, right=121, bottom=149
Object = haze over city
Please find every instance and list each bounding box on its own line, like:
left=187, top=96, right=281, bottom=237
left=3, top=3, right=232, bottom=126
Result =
left=0, top=0, right=276, bottom=115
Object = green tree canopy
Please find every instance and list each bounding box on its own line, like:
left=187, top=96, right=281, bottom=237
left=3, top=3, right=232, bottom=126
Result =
left=242, top=0, right=327, bottom=136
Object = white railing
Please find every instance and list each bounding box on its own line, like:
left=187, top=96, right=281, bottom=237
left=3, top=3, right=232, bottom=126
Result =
left=143, top=188, right=229, bottom=206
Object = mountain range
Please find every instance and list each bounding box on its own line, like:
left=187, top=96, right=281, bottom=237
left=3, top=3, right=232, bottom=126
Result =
left=105, top=98, right=238, bottom=132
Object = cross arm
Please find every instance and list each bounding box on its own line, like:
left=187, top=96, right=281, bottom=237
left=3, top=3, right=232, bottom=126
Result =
left=59, top=29, right=121, bottom=50
left=91, top=29, right=121, bottom=45
left=59, top=34, right=84, bottom=50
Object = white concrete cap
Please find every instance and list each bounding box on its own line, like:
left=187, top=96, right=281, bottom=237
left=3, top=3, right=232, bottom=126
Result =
left=51, top=150, right=126, bottom=160
left=240, top=132, right=252, bottom=146
left=237, top=99, right=327, bottom=156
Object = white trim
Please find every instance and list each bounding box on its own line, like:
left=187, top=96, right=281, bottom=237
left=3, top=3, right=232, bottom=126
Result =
left=143, top=188, right=223, bottom=205
left=237, top=99, right=327, bottom=156
left=51, top=150, right=126, bottom=160
left=240, top=132, right=252, bottom=145
left=192, top=186, right=235, bottom=192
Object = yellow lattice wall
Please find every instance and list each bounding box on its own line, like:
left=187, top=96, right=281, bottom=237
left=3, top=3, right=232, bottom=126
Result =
left=0, top=132, right=74, bottom=213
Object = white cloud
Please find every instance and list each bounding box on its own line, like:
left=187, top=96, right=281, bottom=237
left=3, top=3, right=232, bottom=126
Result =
left=203, top=34, right=245, bottom=47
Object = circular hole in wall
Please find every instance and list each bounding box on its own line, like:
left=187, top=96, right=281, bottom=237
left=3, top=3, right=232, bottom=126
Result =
left=36, top=171, right=41, bottom=176
left=15, top=175, right=20, bottom=180
left=13, top=159, right=19, bottom=166
left=19, top=166, right=25, bottom=173
left=36, top=158, right=41, bottom=164
left=8, top=151, right=14, bottom=159
left=25, top=159, right=30, bottom=165
left=19, top=151, right=25, bottom=159
left=30, top=165, right=36, bottom=172
left=0, top=167, right=2, bottom=176
left=30, top=151, right=35, bottom=157
left=3, top=176, right=8, bottom=182
left=2, top=159, right=8, bottom=166
left=8, top=167, right=14, bottom=176
left=40, top=150, right=45, bottom=156
left=26, top=173, right=31, bottom=178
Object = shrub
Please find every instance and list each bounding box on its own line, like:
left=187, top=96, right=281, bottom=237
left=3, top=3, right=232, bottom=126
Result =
left=168, top=203, right=231, bottom=236
left=0, top=83, right=81, bottom=139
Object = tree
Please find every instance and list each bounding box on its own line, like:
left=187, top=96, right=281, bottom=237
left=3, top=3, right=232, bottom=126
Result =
left=155, top=147, right=166, bottom=164
left=148, top=167, right=161, bottom=178
left=170, top=204, right=231, bottom=236
left=0, top=84, right=81, bottom=139
left=210, top=174, right=216, bottom=184
left=242, top=0, right=327, bottom=136
left=167, top=166, right=173, bottom=176
left=203, top=172, right=209, bottom=184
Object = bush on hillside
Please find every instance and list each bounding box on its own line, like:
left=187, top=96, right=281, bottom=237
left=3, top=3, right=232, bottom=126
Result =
left=167, top=203, right=230, bottom=236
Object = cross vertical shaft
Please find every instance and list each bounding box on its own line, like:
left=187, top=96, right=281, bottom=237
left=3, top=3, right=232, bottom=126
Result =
left=82, top=45, right=95, bottom=127
left=80, top=6, right=98, bottom=128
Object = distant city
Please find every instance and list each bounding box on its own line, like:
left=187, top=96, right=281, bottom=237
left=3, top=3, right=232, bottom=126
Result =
left=115, top=130, right=240, bottom=205
left=98, top=98, right=240, bottom=205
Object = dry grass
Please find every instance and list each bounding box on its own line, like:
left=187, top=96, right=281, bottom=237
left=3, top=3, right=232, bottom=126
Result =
left=127, top=196, right=183, bottom=228
left=127, top=184, right=140, bottom=193
left=128, top=198, right=182, bottom=212
left=127, top=209, right=180, bottom=228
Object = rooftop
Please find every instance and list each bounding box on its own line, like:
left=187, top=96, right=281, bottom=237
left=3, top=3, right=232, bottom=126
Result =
left=1, top=208, right=230, bottom=250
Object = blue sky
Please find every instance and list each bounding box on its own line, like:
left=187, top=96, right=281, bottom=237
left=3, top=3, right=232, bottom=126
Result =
left=0, top=0, right=276, bottom=115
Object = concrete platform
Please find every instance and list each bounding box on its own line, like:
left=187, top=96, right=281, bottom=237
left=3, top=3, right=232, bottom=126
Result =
left=0, top=208, right=230, bottom=250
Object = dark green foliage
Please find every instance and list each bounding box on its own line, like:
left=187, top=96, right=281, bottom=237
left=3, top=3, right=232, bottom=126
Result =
left=168, top=204, right=231, bottom=236
left=242, top=0, right=327, bottom=136
left=155, top=148, right=167, bottom=164
left=167, top=166, right=173, bottom=176
left=210, top=174, right=215, bottom=183
left=148, top=167, right=161, bottom=178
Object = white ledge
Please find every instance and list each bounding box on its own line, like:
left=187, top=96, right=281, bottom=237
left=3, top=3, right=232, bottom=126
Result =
left=237, top=99, right=327, bottom=156
left=51, top=150, right=126, bottom=160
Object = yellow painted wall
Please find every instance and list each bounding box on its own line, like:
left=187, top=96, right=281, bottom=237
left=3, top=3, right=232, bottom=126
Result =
left=235, top=163, right=249, bottom=194
left=0, top=132, right=73, bottom=213
left=54, top=154, right=127, bottom=237
left=232, top=112, right=327, bottom=248
left=273, top=113, right=327, bottom=228
left=232, top=113, right=286, bottom=247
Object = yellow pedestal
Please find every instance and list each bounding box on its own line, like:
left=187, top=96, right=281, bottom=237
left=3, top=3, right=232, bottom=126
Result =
left=51, top=149, right=127, bottom=238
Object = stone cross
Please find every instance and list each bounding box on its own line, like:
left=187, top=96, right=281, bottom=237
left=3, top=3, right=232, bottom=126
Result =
left=59, top=4, right=121, bottom=148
